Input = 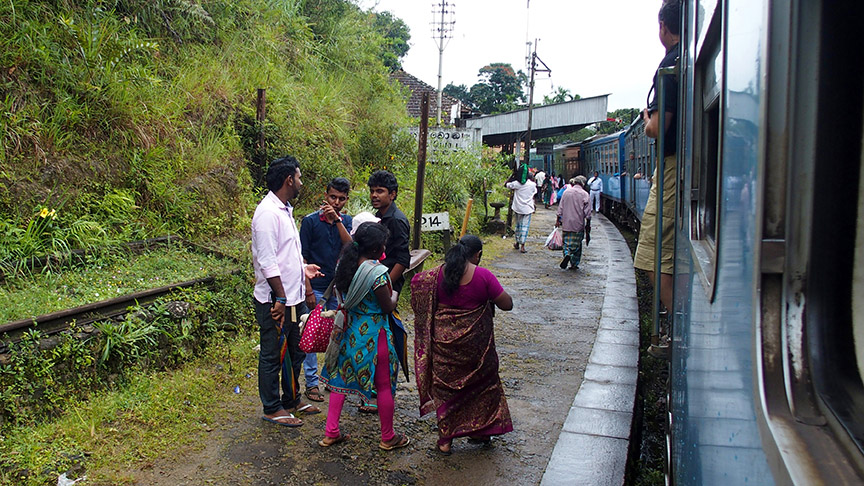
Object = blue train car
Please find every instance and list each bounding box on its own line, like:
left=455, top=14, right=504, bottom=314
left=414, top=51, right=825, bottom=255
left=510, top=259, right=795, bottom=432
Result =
left=582, top=131, right=626, bottom=211
left=623, top=118, right=654, bottom=223
left=660, top=0, right=864, bottom=484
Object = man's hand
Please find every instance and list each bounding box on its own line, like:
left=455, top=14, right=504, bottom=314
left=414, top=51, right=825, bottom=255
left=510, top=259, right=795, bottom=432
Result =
left=304, top=264, right=324, bottom=280
left=305, top=293, right=318, bottom=310
left=270, top=302, right=285, bottom=325
left=642, top=108, right=651, bottom=123
left=320, top=203, right=340, bottom=224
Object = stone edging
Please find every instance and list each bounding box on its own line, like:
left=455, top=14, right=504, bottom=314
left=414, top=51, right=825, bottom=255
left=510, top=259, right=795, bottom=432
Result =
left=540, top=215, right=640, bottom=486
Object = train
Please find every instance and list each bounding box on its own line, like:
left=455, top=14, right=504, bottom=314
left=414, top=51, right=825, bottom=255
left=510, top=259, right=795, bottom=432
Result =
left=548, top=0, right=864, bottom=483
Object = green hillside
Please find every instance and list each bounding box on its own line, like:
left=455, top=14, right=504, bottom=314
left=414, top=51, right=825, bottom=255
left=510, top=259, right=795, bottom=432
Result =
left=0, top=0, right=411, bottom=259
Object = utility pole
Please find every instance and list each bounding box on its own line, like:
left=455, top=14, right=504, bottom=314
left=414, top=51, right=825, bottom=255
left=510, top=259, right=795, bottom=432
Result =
left=431, top=1, right=455, bottom=126
left=523, top=39, right=551, bottom=168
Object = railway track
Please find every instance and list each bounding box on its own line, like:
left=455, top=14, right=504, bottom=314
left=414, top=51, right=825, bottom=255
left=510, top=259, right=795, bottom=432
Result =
left=0, top=237, right=246, bottom=350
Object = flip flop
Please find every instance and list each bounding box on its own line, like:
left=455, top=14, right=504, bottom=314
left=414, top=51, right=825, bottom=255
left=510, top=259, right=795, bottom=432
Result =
left=319, top=433, right=351, bottom=447
left=379, top=433, right=410, bottom=451
left=261, top=414, right=302, bottom=428
left=292, top=403, right=321, bottom=415
left=358, top=399, right=378, bottom=414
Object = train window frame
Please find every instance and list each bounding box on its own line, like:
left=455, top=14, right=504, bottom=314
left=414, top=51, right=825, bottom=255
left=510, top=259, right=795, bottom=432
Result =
left=688, top=5, right=724, bottom=299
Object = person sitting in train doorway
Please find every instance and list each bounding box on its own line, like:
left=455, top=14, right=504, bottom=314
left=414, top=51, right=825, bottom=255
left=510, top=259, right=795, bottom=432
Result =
left=587, top=171, right=603, bottom=213
left=633, top=0, right=681, bottom=314
left=556, top=176, right=592, bottom=270
left=506, top=170, right=537, bottom=253
left=299, top=177, right=354, bottom=403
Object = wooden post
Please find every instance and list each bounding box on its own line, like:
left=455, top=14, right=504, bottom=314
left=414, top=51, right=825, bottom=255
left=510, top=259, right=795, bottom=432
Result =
left=412, top=92, right=430, bottom=250
left=256, top=88, right=266, bottom=162
left=459, top=198, right=473, bottom=238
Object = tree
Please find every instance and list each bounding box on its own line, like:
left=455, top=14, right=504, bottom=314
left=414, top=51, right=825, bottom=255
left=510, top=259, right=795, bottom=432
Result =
left=543, top=86, right=580, bottom=105
left=467, top=63, right=526, bottom=114
left=443, top=83, right=470, bottom=105
left=596, top=108, right=640, bottom=134
left=371, top=11, right=410, bottom=71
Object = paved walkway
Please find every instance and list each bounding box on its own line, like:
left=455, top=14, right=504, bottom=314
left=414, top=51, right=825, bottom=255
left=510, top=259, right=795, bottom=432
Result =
left=539, top=211, right=640, bottom=486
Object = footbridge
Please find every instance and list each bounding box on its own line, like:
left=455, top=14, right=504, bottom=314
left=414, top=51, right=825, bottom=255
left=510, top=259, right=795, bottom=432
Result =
left=464, top=94, right=609, bottom=146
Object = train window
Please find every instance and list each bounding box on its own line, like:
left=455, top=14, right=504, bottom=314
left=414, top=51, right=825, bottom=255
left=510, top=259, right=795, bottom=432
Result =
left=689, top=3, right=723, bottom=292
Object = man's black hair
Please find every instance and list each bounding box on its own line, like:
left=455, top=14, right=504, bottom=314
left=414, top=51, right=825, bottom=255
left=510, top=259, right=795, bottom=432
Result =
left=659, top=1, right=681, bottom=36
left=327, top=177, right=351, bottom=194
left=367, top=170, right=398, bottom=194
left=266, top=156, right=300, bottom=193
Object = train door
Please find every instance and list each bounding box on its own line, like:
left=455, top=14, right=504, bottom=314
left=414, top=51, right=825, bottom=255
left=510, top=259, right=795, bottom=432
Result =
left=754, top=0, right=864, bottom=483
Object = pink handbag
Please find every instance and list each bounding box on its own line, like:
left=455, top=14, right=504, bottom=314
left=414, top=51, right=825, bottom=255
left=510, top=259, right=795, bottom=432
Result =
left=299, top=282, right=335, bottom=353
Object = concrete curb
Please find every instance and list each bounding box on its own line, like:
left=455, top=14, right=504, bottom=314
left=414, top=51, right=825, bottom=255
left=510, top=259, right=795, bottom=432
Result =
left=540, top=215, right=640, bottom=486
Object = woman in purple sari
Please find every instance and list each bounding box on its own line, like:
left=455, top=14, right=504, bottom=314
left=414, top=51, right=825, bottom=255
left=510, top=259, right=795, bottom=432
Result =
left=411, top=235, right=514, bottom=455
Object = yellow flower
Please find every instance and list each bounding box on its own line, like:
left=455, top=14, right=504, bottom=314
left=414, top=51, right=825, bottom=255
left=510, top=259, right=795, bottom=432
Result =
left=39, top=208, right=49, bottom=218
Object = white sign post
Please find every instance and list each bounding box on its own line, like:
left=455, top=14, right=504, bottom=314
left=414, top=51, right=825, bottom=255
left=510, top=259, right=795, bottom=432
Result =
left=420, top=212, right=450, bottom=232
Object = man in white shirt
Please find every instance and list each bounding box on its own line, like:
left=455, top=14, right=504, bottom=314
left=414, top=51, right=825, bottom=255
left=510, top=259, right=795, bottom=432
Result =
left=505, top=172, right=537, bottom=253
left=587, top=171, right=603, bottom=213
left=535, top=170, right=546, bottom=199
left=252, top=156, right=324, bottom=427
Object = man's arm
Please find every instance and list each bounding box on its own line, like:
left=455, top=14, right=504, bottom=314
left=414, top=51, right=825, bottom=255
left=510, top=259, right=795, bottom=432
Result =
left=642, top=108, right=674, bottom=140
left=388, top=217, right=411, bottom=282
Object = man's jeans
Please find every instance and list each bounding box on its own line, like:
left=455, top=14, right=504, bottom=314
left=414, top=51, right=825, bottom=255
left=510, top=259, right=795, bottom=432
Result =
left=255, top=299, right=308, bottom=413
left=303, top=289, right=338, bottom=389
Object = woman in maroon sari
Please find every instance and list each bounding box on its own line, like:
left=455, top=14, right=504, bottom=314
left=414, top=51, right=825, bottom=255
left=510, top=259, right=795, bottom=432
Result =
left=411, top=235, right=514, bottom=455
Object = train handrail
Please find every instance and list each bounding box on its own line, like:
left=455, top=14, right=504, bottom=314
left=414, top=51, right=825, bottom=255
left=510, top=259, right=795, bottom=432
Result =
left=651, top=62, right=679, bottom=351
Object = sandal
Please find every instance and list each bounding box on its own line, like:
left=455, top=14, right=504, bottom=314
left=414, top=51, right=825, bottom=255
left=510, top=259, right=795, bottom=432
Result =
left=318, top=433, right=351, bottom=447
left=467, top=436, right=491, bottom=445
left=358, top=399, right=378, bottom=414
left=261, top=412, right=302, bottom=428
left=305, top=387, right=324, bottom=402
left=291, top=402, right=321, bottom=415
left=379, top=433, right=410, bottom=451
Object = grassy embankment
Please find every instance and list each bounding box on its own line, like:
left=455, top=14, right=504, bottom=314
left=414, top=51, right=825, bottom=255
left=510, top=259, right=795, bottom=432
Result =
left=0, top=1, right=511, bottom=483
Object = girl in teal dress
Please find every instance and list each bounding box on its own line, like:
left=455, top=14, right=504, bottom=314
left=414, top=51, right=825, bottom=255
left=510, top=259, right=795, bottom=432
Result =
left=319, top=222, right=410, bottom=450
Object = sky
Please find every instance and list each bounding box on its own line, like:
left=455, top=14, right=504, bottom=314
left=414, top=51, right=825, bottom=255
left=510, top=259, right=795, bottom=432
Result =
left=358, top=0, right=667, bottom=112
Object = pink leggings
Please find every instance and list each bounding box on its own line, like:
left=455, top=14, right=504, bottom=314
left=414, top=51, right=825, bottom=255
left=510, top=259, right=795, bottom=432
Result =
left=325, top=328, right=395, bottom=441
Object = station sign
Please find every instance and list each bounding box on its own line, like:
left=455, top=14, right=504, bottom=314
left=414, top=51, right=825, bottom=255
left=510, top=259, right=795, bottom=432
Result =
left=420, top=212, right=450, bottom=232
left=406, top=127, right=481, bottom=158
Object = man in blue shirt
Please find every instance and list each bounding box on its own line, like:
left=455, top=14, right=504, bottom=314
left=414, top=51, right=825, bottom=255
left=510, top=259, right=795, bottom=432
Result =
left=299, top=177, right=353, bottom=402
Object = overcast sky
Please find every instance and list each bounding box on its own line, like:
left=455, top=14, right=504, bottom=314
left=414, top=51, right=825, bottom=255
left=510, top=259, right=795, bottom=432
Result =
left=359, top=0, right=666, bottom=112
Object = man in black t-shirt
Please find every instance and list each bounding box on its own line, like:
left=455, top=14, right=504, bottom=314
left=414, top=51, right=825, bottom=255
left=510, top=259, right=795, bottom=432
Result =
left=634, top=0, right=681, bottom=312
left=368, top=170, right=411, bottom=296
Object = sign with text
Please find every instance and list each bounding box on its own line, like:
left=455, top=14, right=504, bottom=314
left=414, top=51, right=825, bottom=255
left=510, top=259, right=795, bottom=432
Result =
left=421, top=212, right=450, bottom=232
left=406, top=127, right=481, bottom=158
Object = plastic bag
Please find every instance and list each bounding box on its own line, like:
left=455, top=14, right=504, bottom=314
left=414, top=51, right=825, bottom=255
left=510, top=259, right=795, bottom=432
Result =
left=545, top=227, right=563, bottom=250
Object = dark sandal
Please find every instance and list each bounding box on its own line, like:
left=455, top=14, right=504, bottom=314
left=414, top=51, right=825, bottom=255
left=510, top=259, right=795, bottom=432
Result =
left=305, top=387, right=324, bottom=402
left=291, top=403, right=321, bottom=415
left=467, top=436, right=491, bottom=445
left=319, top=433, right=350, bottom=447
left=379, top=433, right=410, bottom=451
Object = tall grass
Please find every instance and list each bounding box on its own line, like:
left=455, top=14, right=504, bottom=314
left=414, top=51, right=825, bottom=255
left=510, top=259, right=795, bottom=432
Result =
left=1, top=0, right=409, bottom=248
